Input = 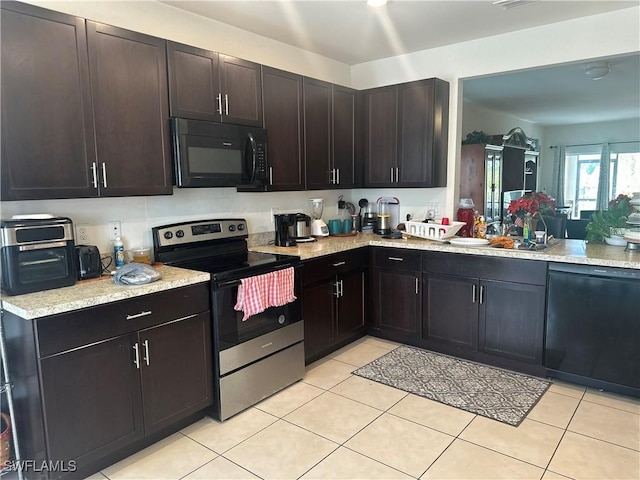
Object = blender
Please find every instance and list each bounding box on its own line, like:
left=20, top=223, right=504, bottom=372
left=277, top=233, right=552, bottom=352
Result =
left=309, top=198, right=329, bottom=237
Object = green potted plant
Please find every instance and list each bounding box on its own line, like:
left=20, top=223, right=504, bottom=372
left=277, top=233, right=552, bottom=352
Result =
left=585, top=194, right=632, bottom=244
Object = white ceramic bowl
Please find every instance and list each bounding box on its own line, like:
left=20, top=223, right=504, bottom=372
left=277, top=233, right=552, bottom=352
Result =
left=604, top=235, right=628, bottom=247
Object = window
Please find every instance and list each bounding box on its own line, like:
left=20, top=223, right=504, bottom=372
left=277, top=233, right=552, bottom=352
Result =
left=609, top=143, right=640, bottom=198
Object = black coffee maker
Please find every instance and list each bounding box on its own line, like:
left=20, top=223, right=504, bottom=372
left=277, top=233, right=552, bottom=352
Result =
left=274, top=214, right=298, bottom=246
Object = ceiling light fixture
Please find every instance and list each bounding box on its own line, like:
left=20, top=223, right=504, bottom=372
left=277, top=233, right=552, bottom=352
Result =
left=584, top=62, right=610, bottom=80
left=493, top=0, right=539, bottom=10
left=366, top=0, right=387, bottom=6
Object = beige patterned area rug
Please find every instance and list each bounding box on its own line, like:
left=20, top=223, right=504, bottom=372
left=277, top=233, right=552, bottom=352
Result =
left=353, top=345, right=550, bottom=426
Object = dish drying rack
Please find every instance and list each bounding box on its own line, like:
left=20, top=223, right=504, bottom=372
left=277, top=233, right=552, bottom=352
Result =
left=404, top=220, right=465, bottom=241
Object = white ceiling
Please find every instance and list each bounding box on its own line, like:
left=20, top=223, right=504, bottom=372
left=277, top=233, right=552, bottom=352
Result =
left=162, top=0, right=640, bottom=126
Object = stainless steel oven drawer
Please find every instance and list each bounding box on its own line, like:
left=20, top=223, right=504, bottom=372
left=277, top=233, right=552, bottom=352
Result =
left=218, top=321, right=304, bottom=375
left=217, top=341, right=305, bottom=420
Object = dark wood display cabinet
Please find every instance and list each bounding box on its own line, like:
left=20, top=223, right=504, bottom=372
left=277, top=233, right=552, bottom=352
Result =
left=2, top=283, right=212, bottom=480
left=260, top=66, right=305, bottom=191
left=362, top=78, right=449, bottom=188
left=422, top=252, right=547, bottom=376
left=301, top=249, right=367, bottom=364
left=167, top=41, right=263, bottom=127
left=304, top=78, right=358, bottom=190
left=1, top=2, right=172, bottom=200
left=370, top=248, right=423, bottom=344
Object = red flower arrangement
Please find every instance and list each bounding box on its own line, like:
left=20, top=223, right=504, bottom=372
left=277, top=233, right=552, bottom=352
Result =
left=508, top=191, right=556, bottom=220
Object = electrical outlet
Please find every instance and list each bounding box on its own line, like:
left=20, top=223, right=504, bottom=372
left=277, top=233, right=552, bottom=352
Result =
left=76, top=225, right=90, bottom=243
left=108, top=221, right=121, bottom=241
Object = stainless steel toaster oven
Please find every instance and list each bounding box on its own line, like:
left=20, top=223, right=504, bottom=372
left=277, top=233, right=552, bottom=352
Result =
left=1, top=216, right=77, bottom=296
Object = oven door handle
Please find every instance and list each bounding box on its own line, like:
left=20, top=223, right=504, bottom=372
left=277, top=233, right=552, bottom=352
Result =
left=217, top=279, right=242, bottom=288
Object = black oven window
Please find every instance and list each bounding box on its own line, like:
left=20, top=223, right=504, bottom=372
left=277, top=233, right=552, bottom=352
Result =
left=188, top=146, right=243, bottom=174
left=19, top=249, right=69, bottom=284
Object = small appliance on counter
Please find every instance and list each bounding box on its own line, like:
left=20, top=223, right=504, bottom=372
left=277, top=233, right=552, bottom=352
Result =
left=375, top=197, right=400, bottom=235
left=274, top=213, right=298, bottom=246
left=359, top=199, right=377, bottom=233
left=76, top=245, right=102, bottom=279
left=289, top=213, right=315, bottom=242
left=309, top=198, right=329, bottom=237
left=1, top=216, right=77, bottom=295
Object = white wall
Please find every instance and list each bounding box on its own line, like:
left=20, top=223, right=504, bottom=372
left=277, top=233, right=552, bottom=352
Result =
left=3, top=2, right=638, bottom=254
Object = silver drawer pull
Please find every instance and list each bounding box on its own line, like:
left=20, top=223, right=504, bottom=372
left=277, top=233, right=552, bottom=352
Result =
left=332, top=261, right=346, bottom=267
left=143, top=339, right=150, bottom=366
left=126, top=310, right=152, bottom=320
left=388, top=257, right=404, bottom=261
left=133, top=343, right=140, bottom=369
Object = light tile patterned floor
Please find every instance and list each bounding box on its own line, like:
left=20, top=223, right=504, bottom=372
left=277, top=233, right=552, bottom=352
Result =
left=95, top=337, right=640, bottom=480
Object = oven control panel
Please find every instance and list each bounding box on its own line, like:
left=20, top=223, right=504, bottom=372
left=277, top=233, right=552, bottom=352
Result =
left=153, top=219, right=247, bottom=248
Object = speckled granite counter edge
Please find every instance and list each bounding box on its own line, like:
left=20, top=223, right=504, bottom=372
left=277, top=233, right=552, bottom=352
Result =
left=1, top=265, right=210, bottom=320
left=249, top=234, right=640, bottom=270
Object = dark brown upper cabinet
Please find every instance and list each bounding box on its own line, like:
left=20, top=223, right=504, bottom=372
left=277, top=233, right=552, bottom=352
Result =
left=261, top=66, right=305, bottom=191
left=304, top=78, right=358, bottom=190
left=87, top=22, right=172, bottom=197
left=167, top=41, right=263, bottom=127
left=0, top=2, right=172, bottom=200
left=363, top=78, right=449, bottom=188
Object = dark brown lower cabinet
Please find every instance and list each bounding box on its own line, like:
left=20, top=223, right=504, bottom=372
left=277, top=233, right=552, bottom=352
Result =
left=423, top=252, right=546, bottom=373
left=370, top=248, right=422, bottom=343
left=302, top=249, right=367, bottom=363
left=3, top=283, right=212, bottom=479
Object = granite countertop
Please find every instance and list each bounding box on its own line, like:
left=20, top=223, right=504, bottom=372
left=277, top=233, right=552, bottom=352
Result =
left=0, top=265, right=210, bottom=320
left=249, top=234, right=640, bottom=270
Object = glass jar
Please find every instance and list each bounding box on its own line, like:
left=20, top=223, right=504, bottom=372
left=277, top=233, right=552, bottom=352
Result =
left=456, top=198, right=475, bottom=238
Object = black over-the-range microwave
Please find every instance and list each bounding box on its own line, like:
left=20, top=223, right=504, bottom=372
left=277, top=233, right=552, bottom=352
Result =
left=171, top=118, right=268, bottom=189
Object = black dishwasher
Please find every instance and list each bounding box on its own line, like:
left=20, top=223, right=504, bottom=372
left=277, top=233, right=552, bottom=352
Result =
left=545, top=263, right=640, bottom=397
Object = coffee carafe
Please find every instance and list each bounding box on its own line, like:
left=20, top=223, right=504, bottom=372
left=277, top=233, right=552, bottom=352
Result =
left=274, top=214, right=297, bottom=246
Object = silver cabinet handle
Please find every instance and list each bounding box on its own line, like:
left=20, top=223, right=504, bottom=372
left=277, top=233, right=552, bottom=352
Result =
left=479, top=285, right=485, bottom=305
left=91, top=162, right=98, bottom=189
left=388, top=257, right=404, bottom=262
left=472, top=284, right=477, bottom=303
left=336, top=168, right=340, bottom=185
left=332, top=261, right=346, bottom=267
left=391, top=167, right=394, bottom=183
left=395, top=167, right=399, bottom=183
left=415, top=277, right=419, bottom=295
left=333, top=280, right=340, bottom=297
left=101, top=163, right=108, bottom=188
left=216, top=93, right=223, bottom=114
left=224, top=94, right=229, bottom=115
left=142, top=339, right=150, bottom=366
left=269, top=166, right=273, bottom=185
left=133, top=343, right=140, bottom=369
left=330, top=168, right=335, bottom=184
left=126, top=310, right=152, bottom=320
left=339, top=279, right=344, bottom=298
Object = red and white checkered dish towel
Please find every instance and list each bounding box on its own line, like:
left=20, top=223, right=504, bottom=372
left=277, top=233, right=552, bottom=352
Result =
left=234, top=267, right=296, bottom=321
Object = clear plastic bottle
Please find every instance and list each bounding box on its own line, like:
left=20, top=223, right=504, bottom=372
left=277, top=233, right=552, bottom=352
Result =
left=523, top=213, right=533, bottom=244
left=114, top=236, right=125, bottom=268
left=477, top=216, right=487, bottom=239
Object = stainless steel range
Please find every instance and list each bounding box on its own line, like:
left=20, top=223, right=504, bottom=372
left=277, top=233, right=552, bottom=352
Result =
left=152, top=219, right=304, bottom=421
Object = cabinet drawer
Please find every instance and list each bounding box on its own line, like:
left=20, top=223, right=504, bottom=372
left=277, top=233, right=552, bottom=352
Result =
left=374, top=247, right=422, bottom=272
left=36, top=283, right=210, bottom=357
left=302, top=248, right=367, bottom=285
left=423, top=252, right=546, bottom=285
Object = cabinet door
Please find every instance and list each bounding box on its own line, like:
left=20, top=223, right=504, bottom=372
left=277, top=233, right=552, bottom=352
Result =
left=220, top=54, right=263, bottom=127
left=139, top=312, right=213, bottom=434
left=372, top=268, right=421, bottom=338
left=40, top=333, right=144, bottom=469
left=363, top=86, right=397, bottom=187
left=479, top=280, right=545, bottom=364
left=424, top=273, right=478, bottom=350
left=87, top=22, right=172, bottom=196
left=302, top=279, right=337, bottom=362
left=262, top=67, right=305, bottom=191
left=167, top=41, right=220, bottom=121
left=337, top=269, right=365, bottom=338
left=1, top=3, right=97, bottom=200
left=397, top=80, right=434, bottom=187
left=501, top=146, right=525, bottom=192
left=304, top=77, right=332, bottom=190
left=332, top=85, right=358, bottom=188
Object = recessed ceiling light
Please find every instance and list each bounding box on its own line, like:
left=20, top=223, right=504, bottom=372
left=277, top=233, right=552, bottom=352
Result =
left=367, top=0, right=388, bottom=7
left=584, top=62, right=611, bottom=80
